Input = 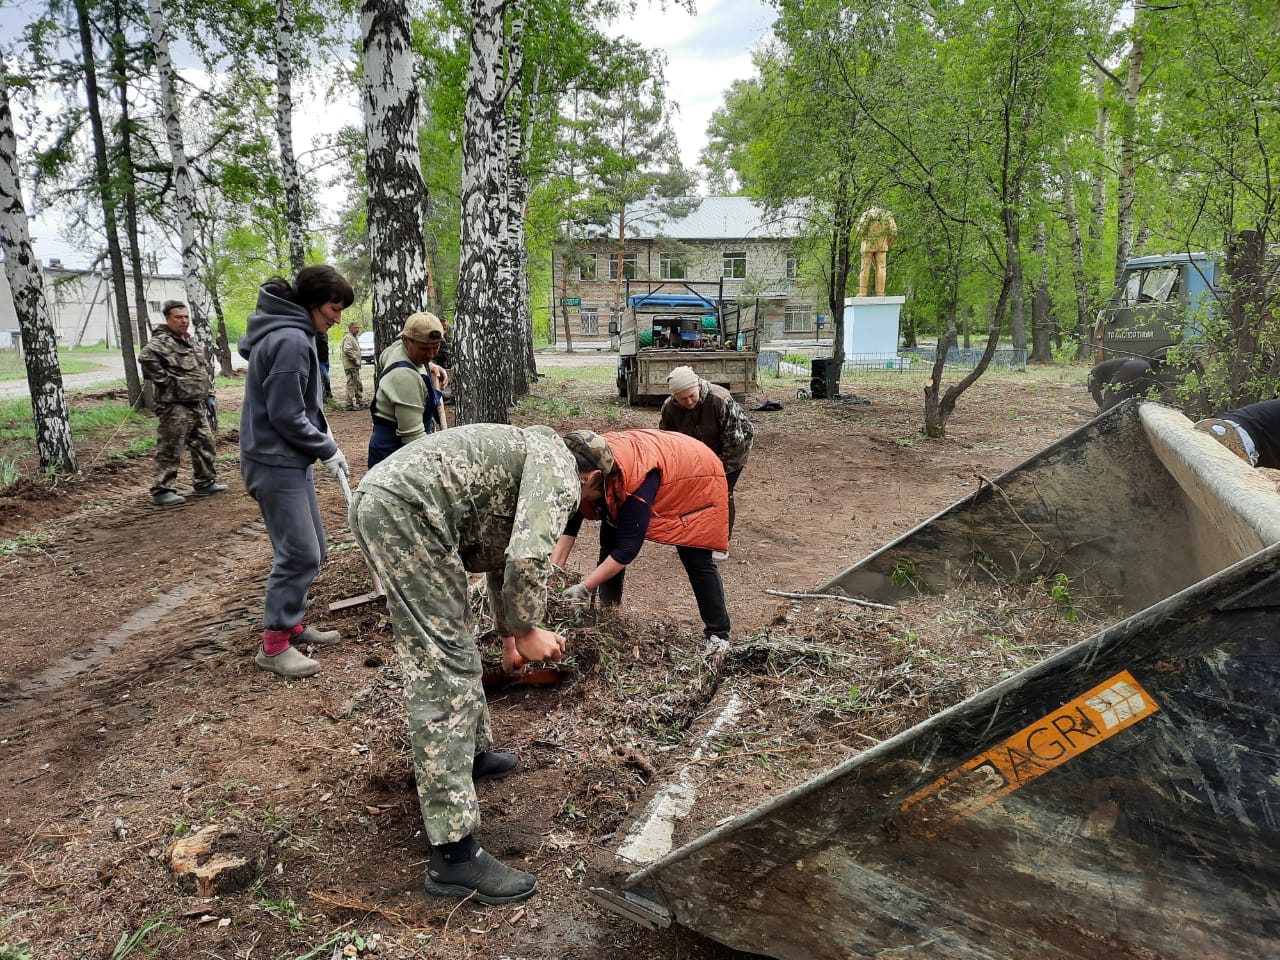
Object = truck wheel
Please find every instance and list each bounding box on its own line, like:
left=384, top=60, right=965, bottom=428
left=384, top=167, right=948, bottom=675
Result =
left=626, top=371, right=639, bottom=406
left=616, top=369, right=628, bottom=398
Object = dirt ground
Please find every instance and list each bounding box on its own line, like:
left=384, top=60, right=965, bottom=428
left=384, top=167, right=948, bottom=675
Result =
left=0, top=362, right=1099, bottom=959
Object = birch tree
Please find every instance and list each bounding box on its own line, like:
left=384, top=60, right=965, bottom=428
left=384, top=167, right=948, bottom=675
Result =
left=0, top=67, right=77, bottom=475
left=148, top=0, right=216, bottom=381
left=360, top=0, right=430, bottom=351
left=275, top=0, right=307, bottom=273
left=454, top=0, right=512, bottom=424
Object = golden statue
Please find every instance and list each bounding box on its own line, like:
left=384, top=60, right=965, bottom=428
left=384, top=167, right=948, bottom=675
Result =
left=856, top=206, right=897, bottom=297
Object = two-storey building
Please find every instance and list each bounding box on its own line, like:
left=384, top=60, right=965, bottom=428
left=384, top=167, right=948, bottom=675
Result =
left=551, top=196, right=821, bottom=349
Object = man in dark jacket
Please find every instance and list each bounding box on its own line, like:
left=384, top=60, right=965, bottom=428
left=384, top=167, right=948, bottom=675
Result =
left=137, top=300, right=227, bottom=507
left=658, top=365, right=754, bottom=551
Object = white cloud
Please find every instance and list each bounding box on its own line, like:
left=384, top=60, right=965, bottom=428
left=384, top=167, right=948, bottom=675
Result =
left=605, top=0, right=773, bottom=175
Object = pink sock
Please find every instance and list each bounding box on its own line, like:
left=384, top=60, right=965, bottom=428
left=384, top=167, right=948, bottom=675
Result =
left=290, top=624, right=305, bottom=637
left=262, top=629, right=293, bottom=657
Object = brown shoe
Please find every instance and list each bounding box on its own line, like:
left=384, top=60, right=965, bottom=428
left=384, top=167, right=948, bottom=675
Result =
left=1194, top=418, right=1251, bottom=464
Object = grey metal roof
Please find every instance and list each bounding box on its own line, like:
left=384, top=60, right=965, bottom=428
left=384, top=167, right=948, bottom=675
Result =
left=607, top=196, right=802, bottom=241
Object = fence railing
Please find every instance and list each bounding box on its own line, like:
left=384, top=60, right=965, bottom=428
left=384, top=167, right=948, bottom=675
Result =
left=758, top=346, right=1028, bottom=378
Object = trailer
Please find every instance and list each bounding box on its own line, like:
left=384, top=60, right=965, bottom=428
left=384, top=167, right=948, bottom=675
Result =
left=613, top=279, right=759, bottom=405
left=589, top=399, right=1280, bottom=959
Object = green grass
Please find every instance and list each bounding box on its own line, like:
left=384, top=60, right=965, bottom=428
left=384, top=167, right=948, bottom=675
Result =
left=0, top=347, right=116, bottom=382
left=0, top=397, right=144, bottom=444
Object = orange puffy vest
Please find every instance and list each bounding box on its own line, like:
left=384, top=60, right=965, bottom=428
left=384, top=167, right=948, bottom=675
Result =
left=591, top=429, right=729, bottom=552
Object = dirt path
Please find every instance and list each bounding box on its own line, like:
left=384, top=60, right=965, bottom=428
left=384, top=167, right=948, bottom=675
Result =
left=0, top=366, right=1096, bottom=958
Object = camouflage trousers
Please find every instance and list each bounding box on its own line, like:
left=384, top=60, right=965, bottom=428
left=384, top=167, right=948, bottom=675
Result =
left=348, top=486, right=493, bottom=845
left=344, top=363, right=364, bottom=409
left=152, top=401, right=217, bottom=495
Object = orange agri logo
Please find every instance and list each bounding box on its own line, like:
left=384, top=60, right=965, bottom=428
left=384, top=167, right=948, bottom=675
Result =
left=900, top=671, right=1159, bottom=829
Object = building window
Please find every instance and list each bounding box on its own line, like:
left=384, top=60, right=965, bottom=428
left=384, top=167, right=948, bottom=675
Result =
left=579, top=306, right=599, bottom=335
left=608, top=253, right=637, bottom=280
left=660, top=254, right=686, bottom=280
left=578, top=254, right=597, bottom=281
left=784, top=304, right=813, bottom=333
left=722, top=251, right=746, bottom=279
left=785, top=255, right=799, bottom=279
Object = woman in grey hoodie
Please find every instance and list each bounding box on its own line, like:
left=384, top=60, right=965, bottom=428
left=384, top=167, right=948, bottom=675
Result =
left=238, top=265, right=355, bottom=679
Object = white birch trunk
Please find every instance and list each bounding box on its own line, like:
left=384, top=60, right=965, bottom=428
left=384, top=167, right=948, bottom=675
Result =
left=275, top=0, right=307, bottom=272
left=455, top=0, right=514, bottom=424
left=501, top=8, right=527, bottom=397
left=148, top=0, right=216, bottom=382
left=360, top=0, right=429, bottom=351
left=1114, top=10, right=1143, bottom=284
left=0, top=70, right=77, bottom=474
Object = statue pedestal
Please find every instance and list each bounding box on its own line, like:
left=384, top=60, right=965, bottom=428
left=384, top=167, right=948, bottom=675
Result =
left=842, top=296, right=905, bottom=365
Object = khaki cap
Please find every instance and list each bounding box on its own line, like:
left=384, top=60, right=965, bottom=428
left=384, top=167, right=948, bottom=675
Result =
left=400, top=312, right=444, bottom=342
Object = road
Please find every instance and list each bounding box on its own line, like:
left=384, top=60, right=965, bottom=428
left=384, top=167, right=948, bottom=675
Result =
left=0, top=346, right=615, bottom=401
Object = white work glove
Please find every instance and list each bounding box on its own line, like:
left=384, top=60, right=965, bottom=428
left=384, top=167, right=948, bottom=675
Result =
left=321, top=448, right=350, bottom=480
left=563, top=581, right=594, bottom=606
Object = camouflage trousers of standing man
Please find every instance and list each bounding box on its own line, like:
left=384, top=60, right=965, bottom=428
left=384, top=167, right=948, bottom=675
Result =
left=151, top=401, right=218, bottom=496
left=344, top=363, right=364, bottom=410
left=348, top=486, right=493, bottom=845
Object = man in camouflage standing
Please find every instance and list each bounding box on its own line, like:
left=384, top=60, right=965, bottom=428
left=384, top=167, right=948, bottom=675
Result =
left=138, top=300, right=228, bottom=507
left=340, top=320, right=364, bottom=410
left=349, top=424, right=580, bottom=904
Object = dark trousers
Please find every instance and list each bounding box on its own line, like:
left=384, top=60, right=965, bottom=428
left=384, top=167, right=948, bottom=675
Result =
left=596, top=521, right=731, bottom=640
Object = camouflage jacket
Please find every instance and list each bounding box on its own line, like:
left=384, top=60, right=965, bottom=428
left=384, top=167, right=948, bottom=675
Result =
left=658, top=378, right=755, bottom=474
left=138, top=326, right=212, bottom=404
left=359, top=424, right=580, bottom=631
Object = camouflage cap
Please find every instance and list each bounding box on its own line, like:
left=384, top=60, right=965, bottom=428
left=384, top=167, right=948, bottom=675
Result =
left=562, top=429, right=614, bottom=477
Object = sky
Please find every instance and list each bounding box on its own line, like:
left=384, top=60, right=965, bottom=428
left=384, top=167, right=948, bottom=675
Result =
left=7, top=0, right=776, bottom=271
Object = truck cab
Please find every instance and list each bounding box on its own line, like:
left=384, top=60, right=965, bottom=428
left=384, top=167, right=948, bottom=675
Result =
left=1089, top=253, right=1221, bottom=409
left=1093, top=253, right=1220, bottom=363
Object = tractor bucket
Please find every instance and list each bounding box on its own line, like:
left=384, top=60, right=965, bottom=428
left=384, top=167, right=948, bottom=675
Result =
left=590, top=400, right=1280, bottom=959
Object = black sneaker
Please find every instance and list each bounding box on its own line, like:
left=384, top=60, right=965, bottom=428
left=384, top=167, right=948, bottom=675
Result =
left=472, top=751, right=518, bottom=783
left=424, top=846, right=537, bottom=904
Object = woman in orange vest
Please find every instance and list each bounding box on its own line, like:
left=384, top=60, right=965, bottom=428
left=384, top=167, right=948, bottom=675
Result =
left=551, top=428, right=731, bottom=642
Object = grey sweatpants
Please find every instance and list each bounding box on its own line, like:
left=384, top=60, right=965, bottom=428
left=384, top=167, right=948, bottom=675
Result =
left=242, top=458, right=326, bottom=631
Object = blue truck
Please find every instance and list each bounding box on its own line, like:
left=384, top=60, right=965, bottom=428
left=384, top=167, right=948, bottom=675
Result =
left=1088, top=252, right=1221, bottom=410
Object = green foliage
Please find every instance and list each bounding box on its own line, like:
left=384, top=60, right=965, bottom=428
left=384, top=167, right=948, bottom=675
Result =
left=889, top=559, right=930, bottom=593
left=109, top=913, right=180, bottom=959
left=1048, top=573, right=1078, bottom=622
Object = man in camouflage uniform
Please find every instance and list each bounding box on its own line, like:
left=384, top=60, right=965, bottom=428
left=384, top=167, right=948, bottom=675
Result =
left=659, top=364, right=754, bottom=553
left=349, top=424, right=580, bottom=904
left=137, top=300, right=228, bottom=507
left=340, top=321, right=364, bottom=410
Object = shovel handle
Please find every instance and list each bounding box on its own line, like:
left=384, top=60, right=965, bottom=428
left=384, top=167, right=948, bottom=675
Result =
left=338, top=472, right=353, bottom=505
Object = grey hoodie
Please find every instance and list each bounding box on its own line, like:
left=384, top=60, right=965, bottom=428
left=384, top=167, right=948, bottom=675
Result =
left=237, top=287, right=338, bottom=468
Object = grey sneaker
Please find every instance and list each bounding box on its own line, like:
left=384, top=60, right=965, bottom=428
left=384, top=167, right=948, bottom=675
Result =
left=425, top=846, right=537, bottom=905
left=255, top=646, right=321, bottom=679
left=296, top=625, right=340, bottom=646
left=192, top=482, right=229, bottom=496
left=152, top=490, right=186, bottom=507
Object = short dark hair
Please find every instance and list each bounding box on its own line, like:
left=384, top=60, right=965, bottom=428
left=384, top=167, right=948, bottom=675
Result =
left=161, top=299, right=187, bottom=318
left=262, top=264, right=355, bottom=310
